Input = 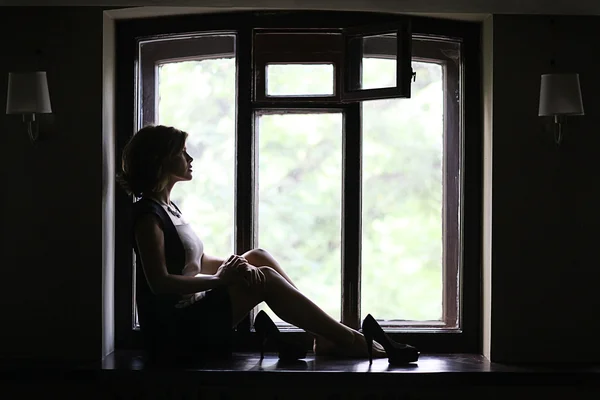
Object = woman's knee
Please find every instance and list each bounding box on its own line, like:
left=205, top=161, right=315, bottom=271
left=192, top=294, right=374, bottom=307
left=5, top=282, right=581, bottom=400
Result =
left=252, top=248, right=270, bottom=256
left=243, top=248, right=270, bottom=264
left=258, top=266, right=285, bottom=287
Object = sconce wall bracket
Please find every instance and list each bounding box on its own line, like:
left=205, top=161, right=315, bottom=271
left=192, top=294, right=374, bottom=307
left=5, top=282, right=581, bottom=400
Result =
left=22, top=113, right=39, bottom=142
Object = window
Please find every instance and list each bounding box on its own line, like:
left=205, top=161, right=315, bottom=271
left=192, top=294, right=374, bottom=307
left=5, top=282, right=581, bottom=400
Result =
left=361, top=38, right=461, bottom=330
left=256, top=111, right=343, bottom=322
left=141, top=34, right=237, bottom=257
left=115, top=11, right=481, bottom=352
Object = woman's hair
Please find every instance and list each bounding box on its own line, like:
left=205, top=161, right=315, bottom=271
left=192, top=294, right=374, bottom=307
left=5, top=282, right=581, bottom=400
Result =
left=116, top=125, right=188, bottom=198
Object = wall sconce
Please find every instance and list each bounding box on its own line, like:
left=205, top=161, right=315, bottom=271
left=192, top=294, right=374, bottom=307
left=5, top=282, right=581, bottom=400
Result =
left=5, top=71, right=52, bottom=143
left=538, top=73, right=584, bottom=145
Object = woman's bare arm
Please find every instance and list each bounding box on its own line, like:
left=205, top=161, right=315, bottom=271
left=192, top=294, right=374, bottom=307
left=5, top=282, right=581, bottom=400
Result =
left=135, top=214, right=228, bottom=295
left=200, top=253, right=226, bottom=275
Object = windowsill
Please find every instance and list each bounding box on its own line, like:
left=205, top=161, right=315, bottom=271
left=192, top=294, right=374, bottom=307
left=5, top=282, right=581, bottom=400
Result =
left=2, top=351, right=600, bottom=391
left=98, top=351, right=600, bottom=380
left=2, top=353, right=599, bottom=398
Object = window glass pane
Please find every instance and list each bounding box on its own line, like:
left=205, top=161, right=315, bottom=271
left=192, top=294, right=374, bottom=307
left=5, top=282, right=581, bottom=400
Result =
left=157, top=37, right=236, bottom=257
left=257, top=112, right=343, bottom=322
left=266, top=63, right=335, bottom=97
left=348, top=33, right=397, bottom=91
left=361, top=60, right=443, bottom=321
left=362, top=33, right=397, bottom=89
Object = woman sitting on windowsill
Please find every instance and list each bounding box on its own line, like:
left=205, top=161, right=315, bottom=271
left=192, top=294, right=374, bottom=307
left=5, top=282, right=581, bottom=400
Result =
left=116, top=124, right=419, bottom=365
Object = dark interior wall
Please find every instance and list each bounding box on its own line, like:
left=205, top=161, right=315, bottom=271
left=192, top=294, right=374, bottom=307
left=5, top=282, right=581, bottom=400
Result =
left=0, top=7, right=104, bottom=360
left=491, top=14, right=600, bottom=363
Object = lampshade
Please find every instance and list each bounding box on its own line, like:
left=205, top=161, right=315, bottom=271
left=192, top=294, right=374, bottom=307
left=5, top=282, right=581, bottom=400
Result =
left=538, top=73, right=584, bottom=116
left=6, top=71, right=52, bottom=114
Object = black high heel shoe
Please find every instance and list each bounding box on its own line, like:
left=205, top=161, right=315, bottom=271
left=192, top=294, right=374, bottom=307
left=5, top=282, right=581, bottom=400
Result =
left=362, top=314, right=420, bottom=365
left=254, top=310, right=307, bottom=361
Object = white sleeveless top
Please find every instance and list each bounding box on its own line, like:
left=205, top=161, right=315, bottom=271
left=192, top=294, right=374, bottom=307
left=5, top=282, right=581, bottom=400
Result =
left=153, top=200, right=207, bottom=308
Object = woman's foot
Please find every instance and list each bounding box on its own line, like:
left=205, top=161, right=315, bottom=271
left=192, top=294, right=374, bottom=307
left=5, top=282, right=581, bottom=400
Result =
left=313, top=332, right=386, bottom=358
left=313, top=336, right=337, bottom=356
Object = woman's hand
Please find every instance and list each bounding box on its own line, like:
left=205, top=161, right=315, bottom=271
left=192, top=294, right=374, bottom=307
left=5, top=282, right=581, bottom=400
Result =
left=215, top=255, right=247, bottom=285
left=216, top=255, right=266, bottom=287
left=238, top=264, right=266, bottom=287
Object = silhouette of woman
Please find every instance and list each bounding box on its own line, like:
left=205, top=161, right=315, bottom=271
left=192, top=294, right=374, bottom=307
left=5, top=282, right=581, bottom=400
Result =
left=117, top=124, right=417, bottom=364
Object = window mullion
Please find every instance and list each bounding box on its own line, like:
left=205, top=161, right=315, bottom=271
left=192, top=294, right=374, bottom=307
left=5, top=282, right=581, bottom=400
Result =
left=235, top=28, right=255, bottom=332
left=341, top=102, right=362, bottom=329
left=235, top=27, right=255, bottom=254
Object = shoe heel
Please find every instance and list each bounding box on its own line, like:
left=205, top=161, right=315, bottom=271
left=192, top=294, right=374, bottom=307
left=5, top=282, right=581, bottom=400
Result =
left=257, top=324, right=267, bottom=359
left=259, top=336, right=267, bottom=359
left=255, top=311, right=271, bottom=359
left=364, top=332, right=374, bottom=364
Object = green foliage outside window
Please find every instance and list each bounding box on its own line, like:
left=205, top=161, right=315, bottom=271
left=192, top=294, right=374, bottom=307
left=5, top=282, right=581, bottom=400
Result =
left=158, top=55, right=444, bottom=322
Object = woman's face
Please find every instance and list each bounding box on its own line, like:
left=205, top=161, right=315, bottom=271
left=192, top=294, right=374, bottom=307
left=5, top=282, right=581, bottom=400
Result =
left=165, top=144, right=193, bottom=182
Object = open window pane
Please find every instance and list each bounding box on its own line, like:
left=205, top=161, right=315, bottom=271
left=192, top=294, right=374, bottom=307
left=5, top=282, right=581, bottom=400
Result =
left=343, top=21, right=411, bottom=101
left=361, top=61, right=444, bottom=323
left=266, top=63, right=335, bottom=97
left=155, top=35, right=237, bottom=258
left=256, top=112, right=343, bottom=323
left=350, top=33, right=397, bottom=90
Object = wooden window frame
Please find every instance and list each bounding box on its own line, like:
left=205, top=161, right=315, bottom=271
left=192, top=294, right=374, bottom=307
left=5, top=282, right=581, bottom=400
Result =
left=342, top=21, right=413, bottom=101
left=115, top=11, right=482, bottom=354
left=253, top=30, right=343, bottom=103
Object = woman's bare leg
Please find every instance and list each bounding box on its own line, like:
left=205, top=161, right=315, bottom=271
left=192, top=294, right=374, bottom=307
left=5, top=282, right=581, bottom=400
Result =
left=241, top=248, right=297, bottom=289
left=240, top=249, right=333, bottom=351
left=228, top=266, right=380, bottom=357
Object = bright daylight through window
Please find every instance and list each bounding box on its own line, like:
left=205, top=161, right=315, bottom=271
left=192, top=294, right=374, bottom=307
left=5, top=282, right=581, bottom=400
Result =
left=135, top=23, right=463, bottom=332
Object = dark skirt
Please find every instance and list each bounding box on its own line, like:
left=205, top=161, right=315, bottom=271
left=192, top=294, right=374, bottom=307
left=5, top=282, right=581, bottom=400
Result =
left=148, top=286, right=234, bottom=364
